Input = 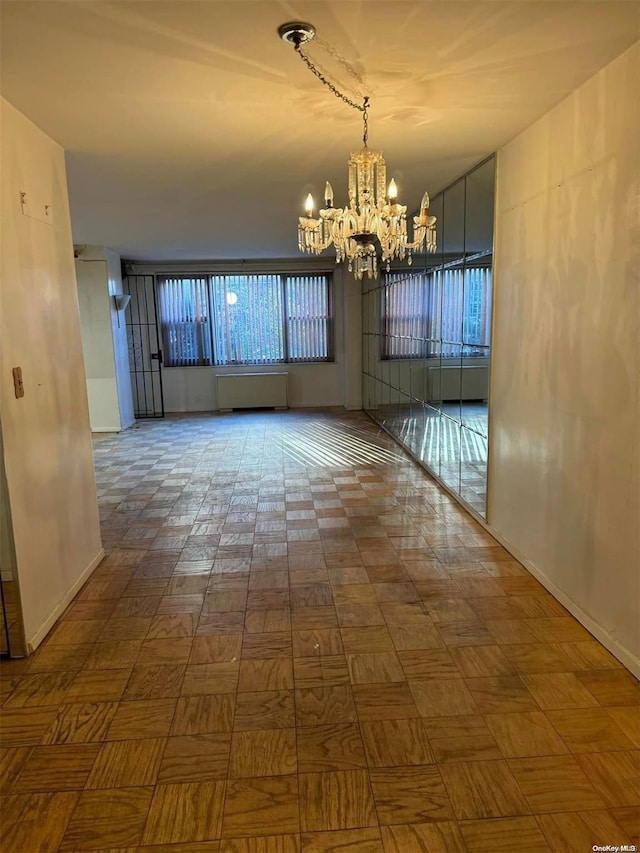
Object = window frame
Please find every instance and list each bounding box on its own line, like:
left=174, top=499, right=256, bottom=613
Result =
left=283, top=273, right=335, bottom=364
left=381, top=265, right=491, bottom=361
left=156, top=272, right=334, bottom=368
left=156, top=275, right=215, bottom=367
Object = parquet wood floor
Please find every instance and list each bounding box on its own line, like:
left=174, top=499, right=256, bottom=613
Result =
left=1, top=411, right=638, bottom=852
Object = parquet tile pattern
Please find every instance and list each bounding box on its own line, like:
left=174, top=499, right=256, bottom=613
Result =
left=1, top=410, right=638, bottom=852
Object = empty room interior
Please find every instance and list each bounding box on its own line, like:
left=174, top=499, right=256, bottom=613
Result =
left=1, top=2, right=639, bottom=852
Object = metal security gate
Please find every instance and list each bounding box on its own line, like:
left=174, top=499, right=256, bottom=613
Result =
left=123, top=275, right=164, bottom=418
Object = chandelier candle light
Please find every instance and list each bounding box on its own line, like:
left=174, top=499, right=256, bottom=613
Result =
left=279, top=21, right=437, bottom=280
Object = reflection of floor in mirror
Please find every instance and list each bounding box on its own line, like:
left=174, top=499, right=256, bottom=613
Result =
left=440, top=402, right=488, bottom=435
left=370, top=403, right=488, bottom=515
left=0, top=600, right=6, bottom=654
left=0, top=581, right=20, bottom=655
left=376, top=403, right=488, bottom=437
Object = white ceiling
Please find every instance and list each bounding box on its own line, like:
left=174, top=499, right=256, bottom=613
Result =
left=1, top=1, right=637, bottom=261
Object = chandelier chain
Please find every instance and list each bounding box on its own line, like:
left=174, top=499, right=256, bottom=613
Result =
left=362, top=98, right=369, bottom=147
left=295, top=43, right=366, bottom=114
left=311, top=34, right=368, bottom=91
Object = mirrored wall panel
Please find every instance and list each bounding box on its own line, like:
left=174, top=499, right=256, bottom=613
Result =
left=363, top=155, right=494, bottom=516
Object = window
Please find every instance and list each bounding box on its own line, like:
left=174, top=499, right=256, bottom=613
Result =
left=383, top=267, right=491, bottom=358
left=285, top=274, right=332, bottom=362
left=460, top=267, right=492, bottom=352
left=157, top=277, right=212, bottom=367
left=382, top=272, right=428, bottom=358
left=211, top=274, right=284, bottom=365
left=157, top=273, right=332, bottom=367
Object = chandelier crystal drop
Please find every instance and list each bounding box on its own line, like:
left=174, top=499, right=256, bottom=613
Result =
left=280, top=22, right=437, bottom=280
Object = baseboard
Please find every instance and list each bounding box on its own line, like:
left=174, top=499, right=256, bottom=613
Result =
left=165, top=405, right=346, bottom=414
left=484, top=526, right=640, bottom=679
left=294, top=402, right=343, bottom=409
left=26, top=548, right=106, bottom=653
left=91, top=427, right=122, bottom=433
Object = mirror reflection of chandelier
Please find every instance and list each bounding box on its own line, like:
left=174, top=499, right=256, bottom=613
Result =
left=279, top=22, right=437, bottom=280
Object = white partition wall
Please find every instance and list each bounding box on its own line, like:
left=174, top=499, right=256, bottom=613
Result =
left=0, top=99, right=103, bottom=650
left=489, top=43, right=640, bottom=674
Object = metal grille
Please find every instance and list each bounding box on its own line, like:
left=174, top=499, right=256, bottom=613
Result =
left=123, top=275, right=164, bottom=418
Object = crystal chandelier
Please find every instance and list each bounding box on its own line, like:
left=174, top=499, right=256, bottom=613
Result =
left=279, top=22, right=437, bottom=280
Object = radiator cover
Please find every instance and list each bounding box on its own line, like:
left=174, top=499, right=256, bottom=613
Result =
left=216, top=372, right=289, bottom=411
left=428, top=365, right=489, bottom=402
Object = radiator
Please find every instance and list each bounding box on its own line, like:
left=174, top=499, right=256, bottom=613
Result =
left=216, top=372, right=288, bottom=411
left=428, top=365, right=489, bottom=402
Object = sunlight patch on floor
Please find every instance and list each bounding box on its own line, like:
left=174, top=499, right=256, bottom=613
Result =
left=281, top=420, right=406, bottom=467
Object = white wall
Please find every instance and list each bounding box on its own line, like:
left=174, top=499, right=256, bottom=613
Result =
left=489, top=43, right=640, bottom=674
left=0, top=99, right=104, bottom=650
left=163, top=362, right=344, bottom=412
left=76, top=258, right=121, bottom=430
left=365, top=356, right=490, bottom=408
left=76, top=248, right=135, bottom=431
left=160, top=265, right=362, bottom=412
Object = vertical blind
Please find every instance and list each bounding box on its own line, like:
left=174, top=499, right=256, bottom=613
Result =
left=384, top=267, right=492, bottom=358
left=211, top=274, right=284, bottom=365
left=463, top=267, right=492, bottom=351
left=157, top=277, right=212, bottom=366
left=285, top=275, right=330, bottom=362
left=156, top=274, right=331, bottom=367
left=382, top=273, right=428, bottom=358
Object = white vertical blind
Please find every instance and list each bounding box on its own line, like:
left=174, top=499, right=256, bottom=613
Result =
left=438, top=269, right=465, bottom=356
left=385, top=267, right=492, bottom=358
left=210, top=274, right=284, bottom=365
left=157, top=277, right=212, bottom=366
left=285, top=274, right=330, bottom=361
left=156, top=273, right=332, bottom=366
left=426, top=269, right=443, bottom=357
left=463, top=267, right=492, bottom=352
left=382, top=272, right=428, bottom=357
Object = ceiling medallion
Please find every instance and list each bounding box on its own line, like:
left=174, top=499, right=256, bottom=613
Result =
left=279, top=21, right=437, bottom=280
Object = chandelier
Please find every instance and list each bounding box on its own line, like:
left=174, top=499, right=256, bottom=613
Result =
left=279, top=22, right=437, bottom=280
